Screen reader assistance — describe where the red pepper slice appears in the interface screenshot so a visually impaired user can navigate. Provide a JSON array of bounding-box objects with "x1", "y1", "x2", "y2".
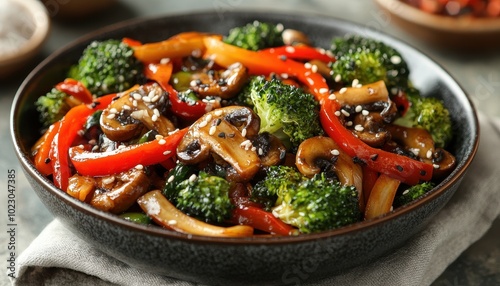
[
  {"x1": 258, "y1": 45, "x2": 334, "y2": 63},
  {"x1": 33, "y1": 121, "x2": 61, "y2": 176},
  {"x1": 320, "y1": 98, "x2": 433, "y2": 185},
  {"x1": 50, "y1": 93, "x2": 117, "y2": 190},
  {"x1": 122, "y1": 37, "x2": 142, "y2": 47},
  {"x1": 144, "y1": 61, "x2": 208, "y2": 121},
  {"x1": 55, "y1": 78, "x2": 93, "y2": 104},
  {"x1": 69, "y1": 128, "x2": 187, "y2": 177},
  {"x1": 230, "y1": 205, "x2": 298, "y2": 236}
]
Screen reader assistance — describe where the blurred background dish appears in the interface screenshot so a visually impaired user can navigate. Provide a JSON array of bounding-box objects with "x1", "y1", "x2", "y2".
[
  {"x1": 0, "y1": 0, "x2": 50, "y2": 79},
  {"x1": 375, "y1": 0, "x2": 500, "y2": 51},
  {"x1": 41, "y1": 0, "x2": 117, "y2": 20}
]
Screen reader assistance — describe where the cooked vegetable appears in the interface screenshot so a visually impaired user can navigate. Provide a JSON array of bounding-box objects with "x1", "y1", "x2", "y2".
[
  {"x1": 68, "y1": 39, "x2": 144, "y2": 96},
  {"x1": 395, "y1": 181, "x2": 435, "y2": 207},
  {"x1": 394, "y1": 88, "x2": 453, "y2": 148},
  {"x1": 35, "y1": 88, "x2": 73, "y2": 128},
  {"x1": 330, "y1": 35, "x2": 409, "y2": 89},
  {"x1": 224, "y1": 21, "x2": 284, "y2": 51},
  {"x1": 246, "y1": 76, "x2": 323, "y2": 149}
]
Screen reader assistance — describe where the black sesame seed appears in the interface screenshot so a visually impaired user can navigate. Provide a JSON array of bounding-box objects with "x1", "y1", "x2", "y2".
[
  {"x1": 280, "y1": 55, "x2": 287, "y2": 61},
  {"x1": 352, "y1": 157, "x2": 365, "y2": 165},
  {"x1": 112, "y1": 96, "x2": 120, "y2": 101},
  {"x1": 420, "y1": 170, "x2": 427, "y2": 176},
  {"x1": 44, "y1": 158, "x2": 51, "y2": 164},
  {"x1": 370, "y1": 154, "x2": 378, "y2": 161},
  {"x1": 218, "y1": 132, "x2": 226, "y2": 138},
  {"x1": 215, "y1": 118, "x2": 222, "y2": 126},
  {"x1": 396, "y1": 165, "x2": 404, "y2": 172}
]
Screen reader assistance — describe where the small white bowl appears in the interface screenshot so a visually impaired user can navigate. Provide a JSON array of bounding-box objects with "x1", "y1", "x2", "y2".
[{"x1": 0, "y1": 0, "x2": 50, "y2": 79}]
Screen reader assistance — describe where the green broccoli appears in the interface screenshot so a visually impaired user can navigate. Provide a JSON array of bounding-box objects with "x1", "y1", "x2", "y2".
[
  {"x1": 35, "y1": 88, "x2": 72, "y2": 128},
  {"x1": 246, "y1": 76, "x2": 323, "y2": 149},
  {"x1": 395, "y1": 181, "x2": 435, "y2": 207},
  {"x1": 224, "y1": 21, "x2": 284, "y2": 51},
  {"x1": 394, "y1": 88, "x2": 453, "y2": 148},
  {"x1": 68, "y1": 39, "x2": 144, "y2": 96},
  {"x1": 330, "y1": 35, "x2": 409, "y2": 89},
  {"x1": 164, "y1": 166, "x2": 234, "y2": 224},
  {"x1": 253, "y1": 165, "x2": 361, "y2": 233},
  {"x1": 251, "y1": 165, "x2": 306, "y2": 211},
  {"x1": 163, "y1": 163, "x2": 196, "y2": 201}
]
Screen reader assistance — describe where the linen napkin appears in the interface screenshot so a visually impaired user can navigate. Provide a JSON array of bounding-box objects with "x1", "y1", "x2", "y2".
[{"x1": 11, "y1": 113, "x2": 500, "y2": 286}]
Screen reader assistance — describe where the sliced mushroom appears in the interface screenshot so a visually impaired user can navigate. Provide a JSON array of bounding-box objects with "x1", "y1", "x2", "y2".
[
  {"x1": 333, "y1": 80, "x2": 389, "y2": 106},
  {"x1": 351, "y1": 112, "x2": 391, "y2": 147},
  {"x1": 251, "y1": 132, "x2": 287, "y2": 167},
  {"x1": 100, "y1": 84, "x2": 175, "y2": 142},
  {"x1": 176, "y1": 106, "x2": 261, "y2": 181},
  {"x1": 189, "y1": 62, "x2": 249, "y2": 99},
  {"x1": 296, "y1": 136, "x2": 363, "y2": 193},
  {"x1": 282, "y1": 29, "x2": 311, "y2": 46},
  {"x1": 90, "y1": 168, "x2": 150, "y2": 214},
  {"x1": 386, "y1": 124, "x2": 456, "y2": 179},
  {"x1": 296, "y1": 136, "x2": 364, "y2": 211}
]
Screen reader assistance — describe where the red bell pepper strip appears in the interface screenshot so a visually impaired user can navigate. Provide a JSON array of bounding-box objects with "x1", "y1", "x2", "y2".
[
  {"x1": 122, "y1": 37, "x2": 142, "y2": 47},
  {"x1": 33, "y1": 121, "x2": 61, "y2": 176},
  {"x1": 144, "y1": 61, "x2": 209, "y2": 121},
  {"x1": 69, "y1": 128, "x2": 187, "y2": 177},
  {"x1": 56, "y1": 78, "x2": 93, "y2": 104},
  {"x1": 50, "y1": 93, "x2": 117, "y2": 191},
  {"x1": 258, "y1": 45, "x2": 334, "y2": 63},
  {"x1": 230, "y1": 205, "x2": 298, "y2": 236},
  {"x1": 320, "y1": 98, "x2": 433, "y2": 185}
]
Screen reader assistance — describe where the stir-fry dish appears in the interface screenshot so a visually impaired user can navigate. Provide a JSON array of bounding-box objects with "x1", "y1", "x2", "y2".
[{"x1": 31, "y1": 21, "x2": 457, "y2": 237}]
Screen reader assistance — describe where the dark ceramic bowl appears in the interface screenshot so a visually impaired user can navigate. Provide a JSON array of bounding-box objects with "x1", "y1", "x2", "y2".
[{"x1": 10, "y1": 10, "x2": 478, "y2": 285}]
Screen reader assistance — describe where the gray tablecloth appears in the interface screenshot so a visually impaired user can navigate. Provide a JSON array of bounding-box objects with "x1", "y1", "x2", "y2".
[{"x1": 10, "y1": 113, "x2": 500, "y2": 286}]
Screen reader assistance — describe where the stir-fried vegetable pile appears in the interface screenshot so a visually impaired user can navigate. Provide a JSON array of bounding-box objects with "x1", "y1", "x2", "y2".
[{"x1": 31, "y1": 21, "x2": 457, "y2": 237}]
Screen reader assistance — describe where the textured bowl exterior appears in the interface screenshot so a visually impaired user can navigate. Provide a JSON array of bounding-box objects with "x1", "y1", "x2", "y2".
[{"x1": 11, "y1": 11, "x2": 479, "y2": 285}]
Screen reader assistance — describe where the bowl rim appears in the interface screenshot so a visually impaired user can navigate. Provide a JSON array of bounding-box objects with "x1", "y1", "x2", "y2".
[
  {"x1": 11, "y1": 9, "x2": 480, "y2": 245},
  {"x1": 0, "y1": 0, "x2": 50, "y2": 64},
  {"x1": 375, "y1": 0, "x2": 500, "y2": 33}
]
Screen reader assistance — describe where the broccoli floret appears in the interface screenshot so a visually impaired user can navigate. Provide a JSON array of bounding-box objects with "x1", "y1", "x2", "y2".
[
  {"x1": 224, "y1": 21, "x2": 284, "y2": 51},
  {"x1": 394, "y1": 89, "x2": 453, "y2": 148},
  {"x1": 35, "y1": 88, "x2": 72, "y2": 128},
  {"x1": 395, "y1": 181, "x2": 435, "y2": 207},
  {"x1": 163, "y1": 163, "x2": 196, "y2": 201},
  {"x1": 68, "y1": 40, "x2": 143, "y2": 96},
  {"x1": 252, "y1": 166, "x2": 361, "y2": 233},
  {"x1": 330, "y1": 35, "x2": 409, "y2": 89},
  {"x1": 247, "y1": 76, "x2": 323, "y2": 149},
  {"x1": 166, "y1": 169, "x2": 234, "y2": 224},
  {"x1": 251, "y1": 166, "x2": 306, "y2": 211}
]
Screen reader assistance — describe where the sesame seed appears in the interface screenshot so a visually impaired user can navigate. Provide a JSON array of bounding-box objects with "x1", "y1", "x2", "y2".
[
  {"x1": 339, "y1": 87, "x2": 347, "y2": 94},
  {"x1": 122, "y1": 105, "x2": 131, "y2": 110},
  {"x1": 44, "y1": 158, "x2": 51, "y2": 164},
  {"x1": 168, "y1": 129, "x2": 179, "y2": 136},
  {"x1": 370, "y1": 154, "x2": 378, "y2": 161},
  {"x1": 151, "y1": 114, "x2": 158, "y2": 122},
  {"x1": 106, "y1": 113, "x2": 116, "y2": 119},
  {"x1": 396, "y1": 165, "x2": 404, "y2": 172},
  {"x1": 209, "y1": 126, "x2": 216, "y2": 135},
  {"x1": 167, "y1": 219, "x2": 177, "y2": 225},
  {"x1": 118, "y1": 145, "x2": 126, "y2": 149},
  {"x1": 135, "y1": 164, "x2": 144, "y2": 170},
  {"x1": 354, "y1": 124, "x2": 364, "y2": 132},
  {"x1": 355, "y1": 105, "x2": 363, "y2": 113},
  {"x1": 77, "y1": 130, "x2": 85, "y2": 137},
  {"x1": 285, "y1": 46, "x2": 295, "y2": 53},
  {"x1": 160, "y1": 58, "x2": 171, "y2": 64},
  {"x1": 199, "y1": 120, "x2": 208, "y2": 128},
  {"x1": 142, "y1": 96, "x2": 151, "y2": 103},
  {"x1": 346, "y1": 121, "x2": 353, "y2": 126},
  {"x1": 189, "y1": 174, "x2": 197, "y2": 182},
  {"x1": 158, "y1": 139, "x2": 166, "y2": 145},
  {"x1": 311, "y1": 65, "x2": 318, "y2": 73},
  {"x1": 318, "y1": 48, "x2": 326, "y2": 55},
  {"x1": 319, "y1": 88, "x2": 329, "y2": 94},
  {"x1": 258, "y1": 148, "x2": 263, "y2": 156},
  {"x1": 368, "y1": 87, "x2": 375, "y2": 95},
  {"x1": 341, "y1": 109, "x2": 350, "y2": 117},
  {"x1": 132, "y1": 93, "x2": 142, "y2": 100},
  {"x1": 304, "y1": 62, "x2": 312, "y2": 69},
  {"x1": 334, "y1": 74, "x2": 342, "y2": 82},
  {"x1": 251, "y1": 146, "x2": 257, "y2": 152},
  {"x1": 241, "y1": 128, "x2": 247, "y2": 137},
  {"x1": 167, "y1": 175, "x2": 175, "y2": 183},
  {"x1": 280, "y1": 73, "x2": 289, "y2": 79},
  {"x1": 163, "y1": 150, "x2": 171, "y2": 156},
  {"x1": 214, "y1": 118, "x2": 222, "y2": 126},
  {"x1": 151, "y1": 95, "x2": 160, "y2": 102},
  {"x1": 362, "y1": 110, "x2": 369, "y2": 116},
  {"x1": 305, "y1": 71, "x2": 311, "y2": 76},
  {"x1": 334, "y1": 111, "x2": 341, "y2": 117},
  {"x1": 218, "y1": 132, "x2": 226, "y2": 138},
  {"x1": 109, "y1": 108, "x2": 118, "y2": 114},
  {"x1": 390, "y1": 55, "x2": 402, "y2": 64},
  {"x1": 326, "y1": 50, "x2": 334, "y2": 58},
  {"x1": 330, "y1": 149, "x2": 340, "y2": 156},
  {"x1": 355, "y1": 84, "x2": 363, "y2": 88},
  {"x1": 426, "y1": 150, "x2": 433, "y2": 159},
  {"x1": 148, "y1": 90, "x2": 156, "y2": 99},
  {"x1": 92, "y1": 145, "x2": 99, "y2": 152},
  {"x1": 190, "y1": 80, "x2": 198, "y2": 87},
  {"x1": 102, "y1": 176, "x2": 115, "y2": 185},
  {"x1": 352, "y1": 79, "x2": 359, "y2": 87},
  {"x1": 409, "y1": 148, "x2": 420, "y2": 156},
  {"x1": 205, "y1": 114, "x2": 213, "y2": 122},
  {"x1": 132, "y1": 100, "x2": 138, "y2": 107},
  {"x1": 155, "y1": 134, "x2": 164, "y2": 140},
  {"x1": 402, "y1": 189, "x2": 410, "y2": 195},
  {"x1": 307, "y1": 78, "x2": 314, "y2": 85},
  {"x1": 89, "y1": 139, "x2": 97, "y2": 145},
  {"x1": 153, "y1": 108, "x2": 160, "y2": 117},
  {"x1": 214, "y1": 109, "x2": 223, "y2": 116},
  {"x1": 433, "y1": 164, "x2": 440, "y2": 169},
  {"x1": 328, "y1": 93, "x2": 337, "y2": 100}
]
